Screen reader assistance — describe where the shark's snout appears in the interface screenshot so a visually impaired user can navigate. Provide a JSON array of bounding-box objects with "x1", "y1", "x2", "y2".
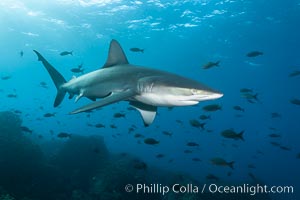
[{"x1": 210, "y1": 92, "x2": 223, "y2": 100}]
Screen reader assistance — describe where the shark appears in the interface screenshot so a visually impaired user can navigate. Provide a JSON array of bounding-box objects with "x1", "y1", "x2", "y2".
[{"x1": 33, "y1": 39, "x2": 223, "y2": 126}]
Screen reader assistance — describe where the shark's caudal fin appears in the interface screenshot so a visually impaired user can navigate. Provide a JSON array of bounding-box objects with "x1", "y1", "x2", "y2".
[
  {"x1": 33, "y1": 50, "x2": 67, "y2": 107},
  {"x1": 102, "y1": 39, "x2": 129, "y2": 68}
]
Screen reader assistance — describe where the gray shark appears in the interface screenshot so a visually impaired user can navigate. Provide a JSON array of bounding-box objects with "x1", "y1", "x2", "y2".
[{"x1": 33, "y1": 39, "x2": 223, "y2": 126}]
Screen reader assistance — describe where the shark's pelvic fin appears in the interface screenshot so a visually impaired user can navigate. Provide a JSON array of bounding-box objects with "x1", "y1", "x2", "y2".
[
  {"x1": 75, "y1": 91, "x2": 84, "y2": 103},
  {"x1": 33, "y1": 50, "x2": 67, "y2": 107},
  {"x1": 130, "y1": 101, "x2": 157, "y2": 126},
  {"x1": 102, "y1": 39, "x2": 129, "y2": 68},
  {"x1": 70, "y1": 90, "x2": 135, "y2": 114}
]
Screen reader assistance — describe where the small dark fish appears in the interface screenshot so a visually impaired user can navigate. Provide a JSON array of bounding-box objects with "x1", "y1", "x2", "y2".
[
  {"x1": 211, "y1": 157, "x2": 234, "y2": 169},
  {"x1": 268, "y1": 133, "x2": 281, "y2": 138},
  {"x1": 110, "y1": 124, "x2": 117, "y2": 129},
  {"x1": 176, "y1": 120, "x2": 183, "y2": 124},
  {"x1": 130, "y1": 47, "x2": 144, "y2": 53},
  {"x1": 246, "y1": 51, "x2": 263, "y2": 57},
  {"x1": 133, "y1": 161, "x2": 147, "y2": 170},
  {"x1": 240, "y1": 88, "x2": 253, "y2": 93},
  {"x1": 202, "y1": 104, "x2": 222, "y2": 112},
  {"x1": 128, "y1": 127, "x2": 135, "y2": 133},
  {"x1": 21, "y1": 126, "x2": 33, "y2": 133},
  {"x1": 192, "y1": 158, "x2": 201, "y2": 162},
  {"x1": 186, "y1": 142, "x2": 199, "y2": 147},
  {"x1": 20, "y1": 50, "x2": 24, "y2": 57},
  {"x1": 199, "y1": 115, "x2": 211, "y2": 120},
  {"x1": 221, "y1": 129, "x2": 244, "y2": 141},
  {"x1": 202, "y1": 61, "x2": 220, "y2": 69},
  {"x1": 248, "y1": 172, "x2": 257, "y2": 181},
  {"x1": 57, "y1": 132, "x2": 72, "y2": 138},
  {"x1": 7, "y1": 94, "x2": 17, "y2": 98},
  {"x1": 290, "y1": 98, "x2": 300, "y2": 106},
  {"x1": 248, "y1": 164, "x2": 256, "y2": 169},
  {"x1": 93, "y1": 148, "x2": 100, "y2": 154},
  {"x1": 119, "y1": 152, "x2": 128, "y2": 157},
  {"x1": 113, "y1": 112, "x2": 126, "y2": 118},
  {"x1": 14, "y1": 110, "x2": 22, "y2": 114},
  {"x1": 242, "y1": 93, "x2": 260, "y2": 103},
  {"x1": 39, "y1": 81, "x2": 48, "y2": 88},
  {"x1": 235, "y1": 114, "x2": 243, "y2": 118},
  {"x1": 279, "y1": 146, "x2": 291, "y2": 151},
  {"x1": 189, "y1": 119, "x2": 206, "y2": 129},
  {"x1": 233, "y1": 106, "x2": 245, "y2": 112},
  {"x1": 297, "y1": 153, "x2": 300, "y2": 159},
  {"x1": 60, "y1": 51, "x2": 73, "y2": 56},
  {"x1": 95, "y1": 123, "x2": 105, "y2": 128},
  {"x1": 86, "y1": 122, "x2": 93, "y2": 127},
  {"x1": 134, "y1": 133, "x2": 144, "y2": 138},
  {"x1": 162, "y1": 131, "x2": 172, "y2": 137},
  {"x1": 71, "y1": 67, "x2": 84, "y2": 74},
  {"x1": 1, "y1": 76, "x2": 12, "y2": 80},
  {"x1": 206, "y1": 174, "x2": 219, "y2": 181},
  {"x1": 78, "y1": 63, "x2": 83, "y2": 68},
  {"x1": 156, "y1": 154, "x2": 165, "y2": 158},
  {"x1": 271, "y1": 112, "x2": 281, "y2": 118},
  {"x1": 184, "y1": 150, "x2": 193, "y2": 154},
  {"x1": 43, "y1": 113, "x2": 56, "y2": 117},
  {"x1": 270, "y1": 141, "x2": 280, "y2": 146},
  {"x1": 289, "y1": 70, "x2": 300, "y2": 77},
  {"x1": 144, "y1": 138, "x2": 160, "y2": 145}
]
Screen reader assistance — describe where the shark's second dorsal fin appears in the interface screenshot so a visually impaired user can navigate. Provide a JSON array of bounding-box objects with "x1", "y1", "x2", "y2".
[{"x1": 102, "y1": 39, "x2": 129, "y2": 68}]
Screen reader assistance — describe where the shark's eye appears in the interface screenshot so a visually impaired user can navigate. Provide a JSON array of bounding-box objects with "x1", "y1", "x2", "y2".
[{"x1": 191, "y1": 89, "x2": 198, "y2": 94}]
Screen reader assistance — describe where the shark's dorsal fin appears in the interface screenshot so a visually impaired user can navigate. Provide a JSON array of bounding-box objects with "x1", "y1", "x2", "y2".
[{"x1": 102, "y1": 39, "x2": 129, "y2": 68}]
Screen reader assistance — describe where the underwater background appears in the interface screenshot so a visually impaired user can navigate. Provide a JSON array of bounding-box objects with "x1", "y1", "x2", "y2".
[{"x1": 0, "y1": 0, "x2": 299, "y2": 199}]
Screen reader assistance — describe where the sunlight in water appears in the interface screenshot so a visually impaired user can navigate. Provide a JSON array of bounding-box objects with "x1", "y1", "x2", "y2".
[{"x1": 59, "y1": 0, "x2": 122, "y2": 7}]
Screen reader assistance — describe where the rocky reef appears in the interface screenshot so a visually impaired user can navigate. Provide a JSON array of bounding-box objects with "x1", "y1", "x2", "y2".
[{"x1": 0, "y1": 111, "x2": 272, "y2": 200}]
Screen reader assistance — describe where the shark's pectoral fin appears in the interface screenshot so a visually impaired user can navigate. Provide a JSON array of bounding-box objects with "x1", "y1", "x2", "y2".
[
  {"x1": 130, "y1": 101, "x2": 157, "y2": 126},
  {"x1": 70, "y1": 90, "x2": 135, "y2": 114}
]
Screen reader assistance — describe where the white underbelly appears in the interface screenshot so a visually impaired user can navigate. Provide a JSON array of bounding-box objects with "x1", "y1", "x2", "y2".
[{"x1": 134, "y1": 93, "x2": 199, "y2": 107}]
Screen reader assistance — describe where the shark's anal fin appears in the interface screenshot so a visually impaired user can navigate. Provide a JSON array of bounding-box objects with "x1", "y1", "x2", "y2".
[
  {"x1": 130, "y1": 101, "x2": 157, "y2": 126},
  {"x1": 70, "y1": 90, "x2": 135, "y2": 114}
]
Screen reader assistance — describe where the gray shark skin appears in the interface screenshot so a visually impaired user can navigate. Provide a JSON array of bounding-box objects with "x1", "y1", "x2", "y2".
[{"x1": 33, "y1": 39, "x2": 223, "y2": 126}]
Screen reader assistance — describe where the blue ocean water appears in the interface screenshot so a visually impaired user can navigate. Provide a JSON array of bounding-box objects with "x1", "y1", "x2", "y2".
[{"x1": 0, "y1": 0, "x2": 299, "y2": 200}]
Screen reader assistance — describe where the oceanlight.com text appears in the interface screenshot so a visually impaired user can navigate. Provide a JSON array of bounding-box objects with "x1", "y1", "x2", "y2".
[
  {"x1": 124, "y1": 183, "x2": 294, "y2": 196},
  {"x1": 208, "y1": 183, "x2": 293, "y2": 196}
]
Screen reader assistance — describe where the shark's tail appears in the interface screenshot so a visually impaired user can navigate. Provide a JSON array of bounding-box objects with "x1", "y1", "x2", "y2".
[{"x1": 33, "y1": 50, "x2": 67, "y2": 107}]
